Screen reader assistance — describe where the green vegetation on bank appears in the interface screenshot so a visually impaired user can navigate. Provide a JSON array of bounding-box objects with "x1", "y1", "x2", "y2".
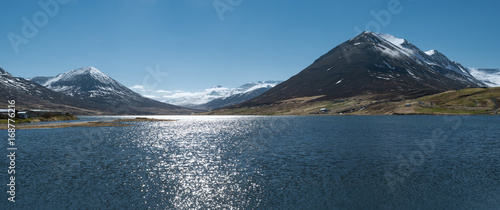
[
  {"x1": 419, "y1": 88, "x2": 499, "y2": 106},
  {"x1": 413, "y1": 87, "x2": 500, "y2": 115},
  {"x1": 415, "y1": 108, "x2": 488, "y2": 115}
]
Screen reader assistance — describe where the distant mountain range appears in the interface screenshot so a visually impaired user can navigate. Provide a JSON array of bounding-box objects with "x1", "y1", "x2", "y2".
[
  {"x1": 0, "y1": 67, "x2": 194, "y2": 115},
  {"x1": 2, "y1": 32, "x2": 499, "y2": 116},
  {"x1": 2, "y1": 65, "x2": 278, "y2": 114},
  {"x1": 196, "y1": 83, "x2": 279, "y2": 110},
  {"x1": 218, "y1": 32, "x2": 489, "y2": 112},
  {"x1": 131, "y1": 81, "x2": 281, "y2": 110},
  {"x1": 467, "y1": 68, "x2": 500, "y2": 87}
]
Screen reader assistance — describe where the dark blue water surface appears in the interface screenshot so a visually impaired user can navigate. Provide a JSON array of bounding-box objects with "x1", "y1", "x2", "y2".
[{"x1": 1, "y1": 115, "x2": 499, "y2": 209}]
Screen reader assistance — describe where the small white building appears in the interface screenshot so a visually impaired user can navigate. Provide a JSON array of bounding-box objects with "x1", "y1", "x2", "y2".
[{"x1": 17, "y1": 111, "x2": 28, "y2": 119}]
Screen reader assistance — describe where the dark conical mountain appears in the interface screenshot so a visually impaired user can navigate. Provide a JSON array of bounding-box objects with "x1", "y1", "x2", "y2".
[{"x1": 237, "y1": 32, "x2": 485, "y2": 106}]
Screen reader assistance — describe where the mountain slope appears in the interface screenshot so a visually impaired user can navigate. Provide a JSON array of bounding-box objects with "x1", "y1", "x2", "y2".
[
  {"x1": 0, "y1": 68, "x2": 102, "y2": 114},
  {"x1": 234, "y1": 32, "x2": 485, "y2": 107},
  {"x1": 32, "y1": 67, "x2": 195, "y2": 114},
  {"x1": 467, "y1": 68, "x2": 500, "y2": 87}
]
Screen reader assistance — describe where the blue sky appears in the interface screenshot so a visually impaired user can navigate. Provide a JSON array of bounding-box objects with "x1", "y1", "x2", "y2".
[{"x1": 1, "y1": 0, "x2": 499, "y2": 92}]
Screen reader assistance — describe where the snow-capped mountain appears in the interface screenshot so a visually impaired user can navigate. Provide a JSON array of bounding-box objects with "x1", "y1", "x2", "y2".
[
  {"x1": 236, "y1": 32, "x2": 486, "y2": 106},
  {"x1": 467, "y1": 68, "x2": 500, "y2": 87},
  {"x1": 131, "y1": 81, "x2": 281, "y2": 110},
  {"x1": 32, "y1": 67, "x2": 195, "y2": 114},
  {"x1": 34, "y1": 67, "x2": 135, "y2": 99}
]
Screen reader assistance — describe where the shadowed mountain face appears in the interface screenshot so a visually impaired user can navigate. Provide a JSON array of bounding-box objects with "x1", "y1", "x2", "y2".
[
  {"x1": 237, "y1": 32, "x2": 485, "y2": 106},
  {"x1": 0, "y1": 68, "x2": 104, "y2": 114}
]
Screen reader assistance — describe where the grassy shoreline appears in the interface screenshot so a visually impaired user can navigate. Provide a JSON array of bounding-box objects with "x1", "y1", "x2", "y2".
[{"x1": 0, "y1": 117, "x2": 176, "y2": 130}]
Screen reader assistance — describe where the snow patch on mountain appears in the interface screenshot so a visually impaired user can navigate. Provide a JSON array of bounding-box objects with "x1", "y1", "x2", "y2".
[
  {"x1": 425, "y1": 50, "x2": 436, "y2": 56},
  {"x1": 369, "y1": 32, "x2": 416, "y2": 59},
  {"x1": 376, "y1": 33, "x2": 406, "y2": 46}
]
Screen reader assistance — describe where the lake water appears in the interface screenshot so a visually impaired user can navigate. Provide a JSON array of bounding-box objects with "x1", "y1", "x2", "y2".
[{"x1": 2, "y1": 115, "x2": 500, "y2": 209}]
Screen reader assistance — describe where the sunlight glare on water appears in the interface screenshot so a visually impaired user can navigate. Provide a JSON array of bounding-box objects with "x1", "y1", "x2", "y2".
[{"x1": 117, "y1": 116, "x2": 288, "y2": 209}]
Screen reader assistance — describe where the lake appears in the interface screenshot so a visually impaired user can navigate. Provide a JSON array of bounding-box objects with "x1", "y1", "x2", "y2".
[{"x1": 1, "y1": 115, "x2": 499, "y2": 209}]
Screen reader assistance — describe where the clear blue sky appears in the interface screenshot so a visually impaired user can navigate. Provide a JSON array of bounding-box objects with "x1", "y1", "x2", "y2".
[{"x1": 1, "y1": 0, "x2": 499, "y2": 92}]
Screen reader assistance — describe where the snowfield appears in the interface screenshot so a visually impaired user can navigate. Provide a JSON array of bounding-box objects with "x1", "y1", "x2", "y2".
[{"x1": 467, "y1": 68, "x2": 500, "y2": 87}]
